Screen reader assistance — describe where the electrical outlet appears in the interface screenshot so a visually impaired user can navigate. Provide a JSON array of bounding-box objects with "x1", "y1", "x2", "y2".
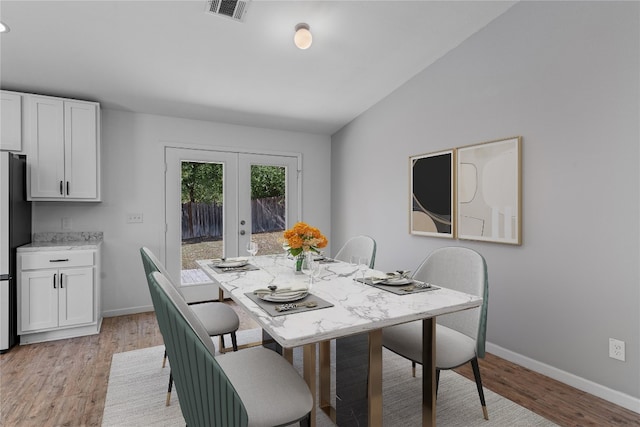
[
  {"x1": 61, "y1": 217, "x2": 72, "y2": 230},
  {"x1": 609, "y1": 338, "x2": 625, "y2": 361},
  {"x1": 126, "y1": 213, "x2": 143, "y2": 223}
]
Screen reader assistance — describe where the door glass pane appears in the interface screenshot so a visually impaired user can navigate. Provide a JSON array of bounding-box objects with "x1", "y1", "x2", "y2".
[
  {"x1": 248, "y1": 164, "x2": 286, "y2": 256},
  {"x1": 180, "y1": 160, "x2": 223, "y2": 286}
]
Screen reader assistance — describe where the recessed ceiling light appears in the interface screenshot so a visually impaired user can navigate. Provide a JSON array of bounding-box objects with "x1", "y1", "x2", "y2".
[
  {"x1": 0, "y1": 21, "x2": 9, "y2": 33},
  {"x1": 294, "y1": 23, "x2": 312, "y2": 50}
]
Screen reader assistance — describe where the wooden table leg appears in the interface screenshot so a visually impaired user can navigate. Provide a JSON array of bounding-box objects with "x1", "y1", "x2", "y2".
[
  {"x1": 319, "y1": 340, "x2": 336, "y2": 422},
  {"x1": 283, "y1": 347, "x2": 294, "y2": 364},
  {"x1": 303, "y1": 343, "x2": 317, "y2": 427},
  {"x1": 368, "y1": 329, "x2": 383, "y2": 427},
  {"x1": 423, "y1": 318, "x2": 436, "y2": 427}
]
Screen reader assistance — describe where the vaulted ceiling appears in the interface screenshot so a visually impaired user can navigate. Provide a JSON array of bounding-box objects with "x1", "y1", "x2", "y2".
[{"x1": 0, "y1": 1, "x2": 515, "y2": 135}]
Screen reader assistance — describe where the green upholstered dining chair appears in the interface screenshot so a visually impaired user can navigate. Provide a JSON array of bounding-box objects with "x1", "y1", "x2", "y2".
[
  {"x1": 140, "y1": 247, "x2": 239, "y2": 405},
  {"x1": 146, "y1": 270, "x2": 314, "y2": 427},
  {"x1": 333, "y1": 235, "x2": 377, "y2": 268},
  {"x1": 382, "y1": 246, "x2": 490, "y2": 420}
]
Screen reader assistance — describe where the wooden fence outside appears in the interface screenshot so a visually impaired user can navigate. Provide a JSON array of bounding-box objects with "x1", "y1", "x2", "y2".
[{"x1": 182, "y1": 196, "x2": 286, "y2": 240}]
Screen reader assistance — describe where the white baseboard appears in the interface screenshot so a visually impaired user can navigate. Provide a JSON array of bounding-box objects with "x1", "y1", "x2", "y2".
[
  {"x1": 103, "y1": 305, "x2": 154, "y2": 318},
  {"x1": 486, "y1": 341, "x2": 640, "y2": 414}
]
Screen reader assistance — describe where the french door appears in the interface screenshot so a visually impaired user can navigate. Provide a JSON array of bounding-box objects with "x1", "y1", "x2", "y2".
[{"x1": 164, "y1": 147, "x2": 300, "y2": 301}]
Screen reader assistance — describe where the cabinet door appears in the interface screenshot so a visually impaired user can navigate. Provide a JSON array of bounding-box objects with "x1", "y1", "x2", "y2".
[
  {"x1": 58, "y1": 267, "x2": 93, "y2": 327},
  {"x1": 28, "y1": 96, "x2": 65, "y2": 198},
  {"x1": 0, "y1": 91, "x2": 22, "y2": 151},
  {"x1": 20, "y1": 270, "x2": 58, "y2": 332},
  {"x1": 64, "y1": 102, "x2": 98, "y2": 199}
]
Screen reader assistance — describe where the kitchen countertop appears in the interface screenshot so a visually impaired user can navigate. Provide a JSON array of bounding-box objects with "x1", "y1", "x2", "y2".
[
  {"x1": 17, "y1": 231, "x2": 103, "y2": 252},
  {"x1": 18, "y1": 241, "x2": 102, "y2": 252}
]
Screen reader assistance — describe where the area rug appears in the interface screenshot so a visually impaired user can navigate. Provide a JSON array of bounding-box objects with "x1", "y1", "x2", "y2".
[{"x1": 102, "y1": 329, "x2": 557, "y2": 426}]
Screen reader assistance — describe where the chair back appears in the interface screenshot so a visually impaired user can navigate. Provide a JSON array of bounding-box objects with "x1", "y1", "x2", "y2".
[
  {"x1": 413, "y1": 246, "x2": 488, "y2": 357},
  {"x1": 140, "y1": 246, "x2": 185, "y2": 298},
  {"x1": 334, "y1": 235, "x2": 377, "y2": 268},
  {"x1": 147, "y1": 271, "x2": 249, "y2": 426}
]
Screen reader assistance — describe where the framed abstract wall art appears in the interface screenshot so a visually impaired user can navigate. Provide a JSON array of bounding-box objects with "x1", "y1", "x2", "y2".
[
  {"x1": 409, "y1": 149, "x2": 454, "y2": 238},
  {"x1": 456, "y1": 136, "x2": 522, "y2": 245}
]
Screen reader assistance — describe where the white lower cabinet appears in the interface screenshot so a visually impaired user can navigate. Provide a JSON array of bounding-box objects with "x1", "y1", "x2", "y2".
[{"x1": 18, "y1": 247, "x2": 101, "y2": 343}]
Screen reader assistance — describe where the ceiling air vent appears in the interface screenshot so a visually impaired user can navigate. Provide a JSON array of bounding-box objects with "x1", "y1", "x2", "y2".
[{"x1": 205, "y1": 0, "x2": 250, "y2": 22}]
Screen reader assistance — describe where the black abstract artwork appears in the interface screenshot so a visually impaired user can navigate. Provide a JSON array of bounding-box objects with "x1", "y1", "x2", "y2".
[{"x1": 410, "y1": 150, "x2": 453, "y2": 238}]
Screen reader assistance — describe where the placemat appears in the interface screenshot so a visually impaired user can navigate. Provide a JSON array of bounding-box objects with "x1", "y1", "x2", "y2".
[
  {"x1": 208, "y1": 262, "x2": 260, "y2": 274},
  {"x1": 244, "y1": 291, "x2": 334, "y2": 317},
  {"x1": 355, "y1": 277, "x2": 440, "y2": 295}
]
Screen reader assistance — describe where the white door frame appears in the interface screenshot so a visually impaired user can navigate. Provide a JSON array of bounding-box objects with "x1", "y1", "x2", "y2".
[{"x1": 164, "y1": 144, "x2": 301, "y2": 302}]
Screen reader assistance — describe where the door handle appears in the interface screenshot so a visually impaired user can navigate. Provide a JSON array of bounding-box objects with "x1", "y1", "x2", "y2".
[
  {"x1": 53, "y1": 274, "x2": 57, "y2": 289},
  {"x1": 60, "y1": 273, "x2": 63, "y2": 288},
  {"x1": 240, "y1": 230, "x2": 246, "y2": 235}
]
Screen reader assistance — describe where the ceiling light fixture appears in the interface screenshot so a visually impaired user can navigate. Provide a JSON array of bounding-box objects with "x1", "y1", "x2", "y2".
[
  {"x1": 0, "y1": 21, "x2": 10, "y2": 33},
  {"x1": 294, "y1": 23, "x2": 312, "y2": 50}
]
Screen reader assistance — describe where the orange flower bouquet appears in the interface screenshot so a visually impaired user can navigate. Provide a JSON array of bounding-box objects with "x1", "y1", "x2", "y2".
[{"x1": 283, "y1": 222, "x2": 328, "y2": 271}]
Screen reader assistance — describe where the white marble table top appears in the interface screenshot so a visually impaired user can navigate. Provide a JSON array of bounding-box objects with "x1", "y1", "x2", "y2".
[{"x1": 197, "y1": 255, "x2": 482, "y2": 348}]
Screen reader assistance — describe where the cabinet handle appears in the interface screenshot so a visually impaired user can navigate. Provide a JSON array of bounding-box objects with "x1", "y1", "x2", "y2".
[
  {"x1": 53, "y1": 274, "x2": 57, "y2": 289},
  {"x1": 59, "y1": 180, "x2": 63, "y2": 195},
  {"x1": 66, "y1": 181, "x2": 69, "y2": 196},
  {"x1": 59, "y1": 273, "x2": 63, "y2": 288},
  {"x1": 49, "y1": 259, "x2": 69, "y2": 263}
]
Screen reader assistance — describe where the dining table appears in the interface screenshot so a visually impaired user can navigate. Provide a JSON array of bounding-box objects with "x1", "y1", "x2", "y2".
[{"x1": 197, "y1": 254, "x2": 482, "y2": 427}]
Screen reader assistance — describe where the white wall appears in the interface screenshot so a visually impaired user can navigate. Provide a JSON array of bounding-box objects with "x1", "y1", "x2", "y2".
[
  {"x1": 332, "y1": 1, "x2": 639, "y2": 409},
  {"x1": 32, "y1": 109, "x2": 331, "y2": 316}
]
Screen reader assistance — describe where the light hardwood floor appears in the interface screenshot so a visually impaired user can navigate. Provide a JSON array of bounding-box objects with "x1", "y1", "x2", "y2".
[{"x1": 1, "y1": 307, "x2": 638, "y2": 427}]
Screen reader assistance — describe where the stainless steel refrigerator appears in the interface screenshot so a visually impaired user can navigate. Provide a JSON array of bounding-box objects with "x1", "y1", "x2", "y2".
[{"x1": 0, "y1": 152, "x2": 32, "y2": 353}]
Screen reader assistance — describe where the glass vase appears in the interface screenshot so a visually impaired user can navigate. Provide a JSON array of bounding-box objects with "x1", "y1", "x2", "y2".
[{"x1": 295, "y1": 253, "x2": 305, "y2": 272}]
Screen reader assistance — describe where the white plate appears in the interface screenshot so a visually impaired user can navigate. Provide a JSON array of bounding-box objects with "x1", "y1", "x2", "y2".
[
  {"x1": 382, "y1": 277, "x2": 412, "y2": 286},
  {"x1": 218, "y1": 259, "x2": 248, "y2": 268},
  {"x1": 259, "y1": 291, "x2": 308, "y2": 302}
]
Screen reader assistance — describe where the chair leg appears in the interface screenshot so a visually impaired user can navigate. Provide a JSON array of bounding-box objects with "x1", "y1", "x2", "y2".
[
  {"x1": 220, "y1": 334, "x2": 226, "y2": 349},
  {"x1": 299, "y1": 412, "x2": 311, "y2": 427},
  {"x1": 162, "y1": 348, "x2": 167, "y2": 368},
  {"x1": 231, "y1": 331, "x2": 238, "y2": 351},
  {"x1": 412, "y1": 360, "x2": 416, "y2": 377},
  {"x1": 166, "y1": 371, "x2": 173, "y2": 406},
  {"x1": 470, "y1": 357, "x2": 488, "y2": 420}
]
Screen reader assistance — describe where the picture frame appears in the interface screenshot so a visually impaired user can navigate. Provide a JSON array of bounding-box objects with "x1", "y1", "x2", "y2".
[
  {"x1": 409, "y1": 149, "x2": 454, "y2": 238},
  {"x1": 456, "y1": 136, "x2": 522, "y2": 245}
]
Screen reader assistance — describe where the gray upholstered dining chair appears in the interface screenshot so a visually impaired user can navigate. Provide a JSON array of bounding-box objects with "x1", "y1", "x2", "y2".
[
  {"x1": 381, "y1": 246, "x2": 490, "y2": 420},
  {"x1": 146, "y1": 270, "x2": 314, "y2": 427},
  {"x1": 333, "y1": 235, "x2": 377, "y2": 268},
  {"x1": 140, "y1": 247, "x2": 240, "y2": 405}
]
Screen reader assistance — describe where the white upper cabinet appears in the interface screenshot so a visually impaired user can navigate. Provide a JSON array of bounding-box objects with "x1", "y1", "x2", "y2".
[
  {"x1": 64, "y1": 101, "x2": 99, "y2": 199},
  {"x1": 26, "y1": 94, "x2": 101, "y2": 201},
  {"x1": 0, "y1": 91, "x2": 23, "y2": 152}
]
